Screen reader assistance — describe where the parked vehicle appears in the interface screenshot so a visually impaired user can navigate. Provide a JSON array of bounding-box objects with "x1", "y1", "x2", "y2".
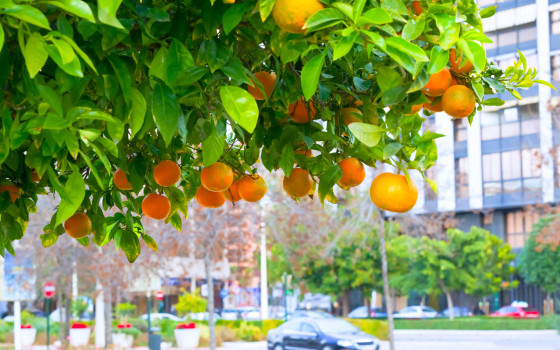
[
  {"x1": 289, "y1": 310, "x2": 334, "y2": 320},
  {"x1": 141, "y1": 313, "x2": 184, "y2": 322},
  {"x1": 490, "y1": 305, "x2": 540, "y2": 319},
  {"x1": 439, "y1": 306, "x2": 473, "y2": 318},
  {"x1": 348, "y1": 306, "x2": 388, "y2": 319},
  {"x1": 220, "y1": 307, "x2": 261, "y2": 321},
  {"x1": 187, "y1": 312, "x2": 221, "y2": 322},
  {"x1": 393, "y1": 306, "x2": 438, "y2": 319},
  {"x1": 267, "y1": 317, "x2": 380, "y2": 350}
]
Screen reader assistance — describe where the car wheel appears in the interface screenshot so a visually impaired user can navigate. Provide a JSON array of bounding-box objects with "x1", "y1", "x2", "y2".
[
  {"x1": 273, "y1": 344, "x2": 284, "y2": 350},
  {"x1": 322, "y1": 346, "x2": 334, "y2": 350}
]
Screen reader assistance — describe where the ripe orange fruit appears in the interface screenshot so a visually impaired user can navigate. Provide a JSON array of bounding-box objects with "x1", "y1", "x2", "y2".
[
  {"x1": 153, "y1": 160, "x2": 181, "y2": 187},
  {"x1": 0, "y1": 184, "x2": 20, "y2": 202},
  {"x1": 247, "y1": 72, "x2": 276, "y2": 100},
  {"x1": 342, "y1": 107, "x2": 363, "y2": 126},
  {"x1": 422, "y1": 68, "x2": 452, "y2": 97},
  {"x1": 423, "y1": 96, "x2": 444, "y2": 112},
  {"x1": 196, "y1": 186, "x2": 226, "y2": 208},
  {"x1": 200, "y1": 162, "x2": 234, "y2": 192},
  {"x1": 349, "y1": 96, "x2": 363, "y2": 107},
  {"x1": 449, "y1": 49, "x2": 474, "y2": 74},
  {"x1": 289, "y1": 99, "x2": 316, "y2": 124},
  {"x1": 113, "y1": 169, "x2": 132, "y2": 191},
  {"x1": 272, "y1": 0, "x2": 324, "y2": 34},
  {"x1": 283, "y1": 168, "x2": 313, "y2": 198},
  {"x1": 142, "y1": 193, "x2": 171, "y2": 220},
  {"x1": 238, "y1": 175, "x2": 267, "y2": 202},
  {"x1": 338, "y1": 158, "x2": 366, "y2": 190},
  {"x1": 442, "y1": 85, "x2": 476, "y2": 118},
  {"x1": 64, "y1": 212, "x2": 92, "y2": 239},
  {"x1": 404, "y1": 104, "x2": 423, "y2": 115},
  {"x1": 31, "y1": 171, "x2": 41, "y2": 183},
  {"x1": 221, "y1": 180, "x2": 242, "y2": 202},
  {"x1": 370, "y1": 173, "x2": 418, "y2": 213},
  {"x1": 295, "y1": 149, "x2": 313, "y2": 157},
  {"x1": 411, "y1": 0, "x2": 423, "y2": 14}
]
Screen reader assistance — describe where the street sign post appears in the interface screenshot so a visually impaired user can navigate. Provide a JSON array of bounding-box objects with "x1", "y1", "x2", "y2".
[
  {"x1": 155, "y1": 291, "x2": 164, "y2": 300},
  {"x1": 43, "y1": 282, "x2": 55, "y2": 350},
  {"x1": 219, "y1": 289, "x2": 229, "y2": 299}
]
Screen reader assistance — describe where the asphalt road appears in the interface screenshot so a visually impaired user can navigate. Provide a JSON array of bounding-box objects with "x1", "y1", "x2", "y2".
[{"x1": 209, "y1": 330, "x2": 560, "y2": 350}]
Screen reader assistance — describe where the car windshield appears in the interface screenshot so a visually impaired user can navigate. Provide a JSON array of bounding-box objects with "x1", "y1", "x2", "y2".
[{"x1": 314, "y1": 319, "x2": 359, "y2": 334}]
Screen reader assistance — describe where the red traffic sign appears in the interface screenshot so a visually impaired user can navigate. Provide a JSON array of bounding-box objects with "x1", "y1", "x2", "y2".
[
  {"x1": 43, "y1": 281, "x2": 56, "y2": 298},
  {"x1": 155, "y1": 291, "x2": 164, "y2": 300}
]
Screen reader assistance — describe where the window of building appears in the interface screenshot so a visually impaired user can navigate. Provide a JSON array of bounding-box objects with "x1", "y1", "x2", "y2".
[
  {"x1": 482, "y1": 148, "x2": 541, "y2": 197},
  {"x1": 425, "y1": 166, "x2": 437, "y2": 201},
  {"x1": 506, "y1": 210, "x2": 539, "y2": 248},
  {"x1": 553, "y1": 55, "x2": 560, "y2": 82},
  {"x1": 481, "y1": 104, "x2": 539, "y2": 140},
  {"x1": 454, "y1": 119, "x2": 468, "y2": 142},
  {"x1": 455, "y1": 157, "x2": 469, "y2": 199},
  {"x1": 485, "y1": 24, "x2": 537, "y2": 56},
  {"x1": 552, "y1": 10, "x2": 560, "y2": 35}
]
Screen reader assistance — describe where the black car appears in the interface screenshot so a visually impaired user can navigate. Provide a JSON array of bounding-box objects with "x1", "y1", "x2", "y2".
[{"x1": 267, "y1": 317, "x2": 380, "y2": 350}]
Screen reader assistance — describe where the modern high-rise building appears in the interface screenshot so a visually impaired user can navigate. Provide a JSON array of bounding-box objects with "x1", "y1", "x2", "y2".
[{"x1": 409, "y1": 0, "x2": 560, "y2": 312}]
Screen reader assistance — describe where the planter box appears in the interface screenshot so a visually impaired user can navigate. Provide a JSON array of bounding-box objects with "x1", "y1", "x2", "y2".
[
  {"x1": 112, "y1": 333, "x2": 134, "y2": 349},
  {"x1": 70, "y1": 328, "x2": 91, "y2": 347},
  {"x1": 21, "y1": 328, "x2": 37, "y2": 347},
  {"x1": 174, "y1": 328, "x2": 200, "y2": 349}
]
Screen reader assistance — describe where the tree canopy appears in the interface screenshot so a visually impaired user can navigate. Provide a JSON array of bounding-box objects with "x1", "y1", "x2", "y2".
[{"x1": 0, "y1": 0, "x2": 549, "y2": 261}]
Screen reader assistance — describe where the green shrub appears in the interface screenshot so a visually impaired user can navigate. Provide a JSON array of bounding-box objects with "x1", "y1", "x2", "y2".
[
  {"x1": 345, "y1": 318, "x2": 389, "y2": 341},
  {"x1": 393, "y1": 316, "x2": 560, "y2": 331},
  {"x1": 0, "y1": 321, "x2": 12, "y2": 341},
  {"x1": 116, "y1": 303, "x2": 137, "y2": 318},
  {"x1": 262, "y1": 319, "x2": 284, "y2": 336},
  {"x1": 127, "y1": 317, "x2": 148, "y2": 332},
  {"x1": 234, "y1": 322, "x2": 263, "y2": 341},
  {"x1": 113, "y1": 326, "x2": 142, "y2": 339},
  {"x1": 175, "y1": 289, "x2": 207, "y2": 317}
]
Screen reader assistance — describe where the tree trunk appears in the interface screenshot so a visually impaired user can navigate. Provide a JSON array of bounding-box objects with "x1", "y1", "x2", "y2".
[
  {"x1": 377, "y1": 209, "x2": 394, "y2": 350},
  {"x1": 104, "y1": 288, "x2": 113, "y2": 348},
  {"x1": 482, "y1": 296, "x2": 488, "y2": 316},
  {"x1": 439, "y1": 281, "x2": 454, "y2": 321},
  {"x1": 420, "y1": 295, "x2": 426, "y2": 307},
  {"x1": 546, "y1": 293, "x2": 552, "y2": 316},
  {"x1": 64, "y1": 284, "x2": 72, "y2": 347},
  {"x1": 342, "y1": 290, "x2": 351, "y2": 317},
  {"x1": 204, "y1": 251, "x2": 217, "y2": 350}
]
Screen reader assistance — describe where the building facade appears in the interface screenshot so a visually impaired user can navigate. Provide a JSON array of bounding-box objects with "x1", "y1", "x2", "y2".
[{"x1": 409, "y1": 0, "x2": 560, "y2": 313}]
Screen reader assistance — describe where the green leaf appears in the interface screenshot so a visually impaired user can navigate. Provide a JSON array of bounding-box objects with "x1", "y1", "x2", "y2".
[
  {"x1": 402, "y1": 18, "x2": 425, "y2": 41},
  {"x1": 385, "y1": 37, "x2": 428, "y2": 73},
  {"x1": 120, "y1": 229, "x2": 140, "y2": 263},
  {"x1": 40, "y1": 232, "x2": 58, "y2": 247},
  {"x1": 201, "y1": 127, "x2": 225, "y2": 166},
  {"x1": 318, "y1": 164, "x2": 343, "y2": 205},
  {"x1": 152, "y1": 83, "x2": 181, "y2": 146},
  {"x1": 223, "y1": 3, "x2": 246, "y2": 35},
  {"x1": 279, "y1": 144, "x2": 295, "y2": 177},
  {"x1": 358, "y1": 8, "x2": 393, "y2": 25},
  {"x1": 483, "y1": 98, "x2": 505, "y2": 106},
  {"x1": 480, "y1": 5, "x2": 497, "y2": 19},
  {"x1": 200, "y1": 39, "x2": 231, "y2": 73},
  {"x1": 259, "y1": 0, "x2": 276, "y2": 21},
  {"x1": 0, "y1": 24, "x2": 3, "y2": 52},
  {"x1": 472, "y1": 82, "x2": 484, "y2": 101},
  {"x1": 97, "y1": 0, "x2": 125, "y2": 30},
  {"x1": 149, "y1": 47, "x2": 168, "y2": 84},
  {"x1": 51, "y1": 38, "x2": 75, "y2": 64},
  {"x1": 352, "y1": 0, "x2": 367, "y2": 22},
  {"x1": 383, "y1": 142, "x2": 403, "y2": 159},
  {"x1": 348, "y1": 122, "x2": 384, "y2": 147},
  {"x1": 331, "y1": 2, "x2": 353, "y2": 18},
  {"x1": 47, "y1": 0, "x2": 95, "y2": 22},
  {"x1": 304, "y1": 8, "x2": 346, "y2": 32},
  {"x1": 167, "y1": 39, "x2": 194, "y2": 84},
  {"x1": 424, "y1": 175, "x2": 438, "y2": 195},
  {"x1": 333, "y1": 32, "x2": 358, "y2": 61},
  {"x1": 60, "y1": 35, "x2": 97, "y2": 73},
  {"x1": 457, "y1": 39, "x2": 486, "y2": 73},
  {"x1": 108, "y1": 54, "x2": 131, "y2": 105},
  {"x1": 219, "y1": 85, "x2": 259, "y2": 133},
  {"x1": 173, "y1": 66, "x2": 208, "y2": 87},
  {"x1": 3, "y1": 5, "x2": 50, "y2": 29},
  {"x1": 45, "y1": 44, "x2": 83, "y2": 77},
  {"x1": 376, "y1": 67, "x2": 401, "y2": 92},
  {"x1": 301, "y1": 52, "x2": 325, "y2": 101},
  {"x1": 128, "y1": 88, "x2": 146, "y2": 139},
  {"x1": 142, "y1": 234, "x2": 158, "y2": 252},
  {"x1": 55, "y1": 166, "x2": 86, "y2": 227},
  {"x1": 23, "y1": 34, "x2": 48, "y2": 78},
  {"x1": 427, "y1": 46, "x2": 449, "y2": 74},
  {"x1": 534, "y1": 80, "x2": 557, "y2": 90}
]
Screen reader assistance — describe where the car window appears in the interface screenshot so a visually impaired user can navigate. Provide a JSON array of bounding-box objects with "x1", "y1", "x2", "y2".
[
  {"x1": 314, "y1": 319, "x2": 359, "y2": 334},
  {"x1": 300, "y1": 322, "x2": 317, "y2": 333},
  {"x1": 401, "y1": 307, "x2": 414, "y2": 313},
  {"x1": 523, "y1": 307, "x2": 537, "y2": 312},
  {"x1": 421, "y1": 307, "x2": 435, "y2": 312},
  {"x1": 283, "y1": 320, "x2": 301, "y2": 331}
]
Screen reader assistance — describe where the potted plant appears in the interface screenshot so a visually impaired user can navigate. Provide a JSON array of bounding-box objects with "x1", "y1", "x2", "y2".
[
  {"x1": 174, "y1": 289, "x2": 207, "y2": 349},
  {"x1": 69, "y1": 322, "x2": 91, "y2": 347},
  {"x1": 174, "y1": 323, "x2": 200, "y2": 349},
  {"x1": 112, "y1": 323, "x2": 141, "y2": 349},
  {"x1": 20, "y1": 324, "x2": 37, "y2": 347}
]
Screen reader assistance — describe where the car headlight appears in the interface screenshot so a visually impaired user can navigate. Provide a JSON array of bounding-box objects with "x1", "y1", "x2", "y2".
[{"x1": 337, "y1": 340, "x2": 354, "y2": 347}]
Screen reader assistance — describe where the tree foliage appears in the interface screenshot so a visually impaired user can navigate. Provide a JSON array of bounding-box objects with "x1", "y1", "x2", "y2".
[
  {"x1": 0, "y1": 0, "x2": 548, "y2": 260},
  {"x1": 519, "y1": 214, "x2": 560, "y2": 295}
]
